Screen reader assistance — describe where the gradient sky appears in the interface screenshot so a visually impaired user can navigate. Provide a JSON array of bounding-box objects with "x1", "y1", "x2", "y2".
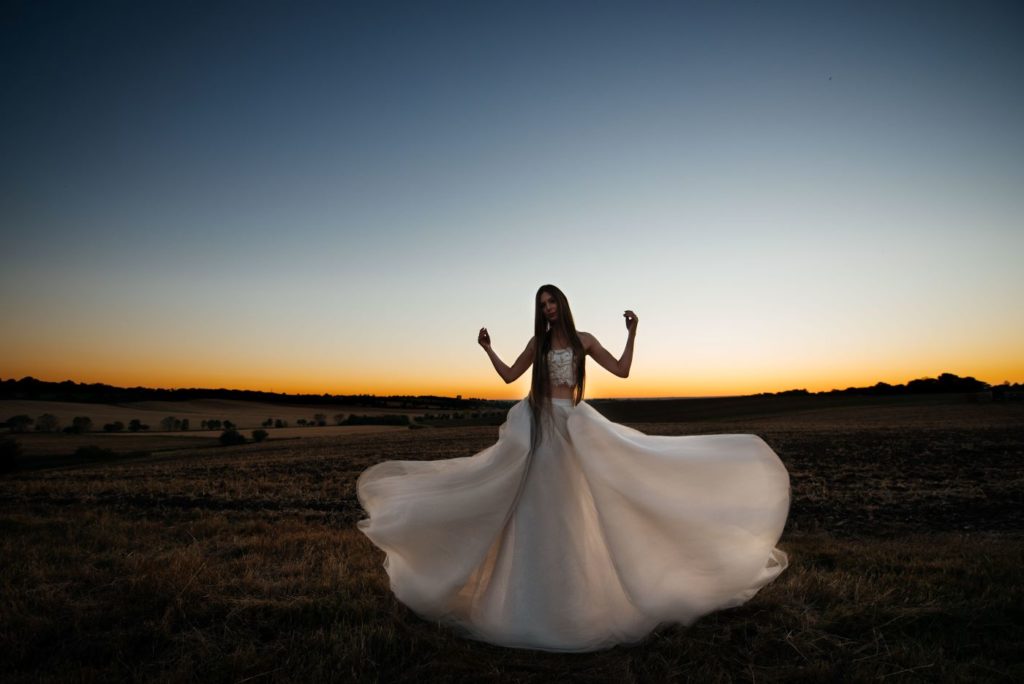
[{"x1": 2, "y1": 0, "x2": 1022, "y2": 399}]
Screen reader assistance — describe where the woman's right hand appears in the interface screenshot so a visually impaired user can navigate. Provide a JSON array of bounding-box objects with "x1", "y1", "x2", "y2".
[{"x1": 478, "y1": 327, "x2": 491, "y2": 349}]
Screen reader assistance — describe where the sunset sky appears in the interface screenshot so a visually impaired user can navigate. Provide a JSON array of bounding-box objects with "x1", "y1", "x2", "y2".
[{"x1": 2, "y1": 1, "x2": 1022, "y2": 399}]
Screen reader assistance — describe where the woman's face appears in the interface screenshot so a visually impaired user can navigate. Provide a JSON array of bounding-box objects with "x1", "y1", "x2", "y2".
[{"x1": 539, "y1": 291, "x2": 558, "y2": 322}]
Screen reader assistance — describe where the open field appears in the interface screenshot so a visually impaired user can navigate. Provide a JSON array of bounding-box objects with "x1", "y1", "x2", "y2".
[
  {"x1": 1, "y1": 397, "x2": 429, "y2": 433},
  {"x1": 7, "y1": 425, "x2": 412, "y2": 461},
  {"x1": 2, "y1": 397, "x2": 424, "y2": 462},
  {"x1": 1, "y1": 395, "x2": 1022, "y2": 681},
  {"x1": 590, "y1": 392, "x2": 1022, "y2": 429}
]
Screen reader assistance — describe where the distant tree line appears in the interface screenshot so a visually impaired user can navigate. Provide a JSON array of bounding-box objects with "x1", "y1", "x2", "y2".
[
  {"x1": 341, "y1": 414, "x2": 411, "y2": 426},
  {"x1": 2, "y1": 414, "x2": 249, "y2": 433},
  {"x1": 755, "y1": 373, "x2": 1022, "y2": 398},
  {"x1": 2, "y1": 412, "x2": 422, "y2": 434},
  {"x1": 4, "y1": 370, "x2": 1011, "y2": 413},
  {"x1": 0, "y1": 377, "x2": 504, "y2": 411},
  {"x1": 3, "y1": 414, "x2": 99, "y2": 434},
  {"x1": 199, "y1": 419, "x2": 235, "y2": 430},
  {"x1": 416, "y1": 410, "x2": 508, "y2": 427},
  {"x1": 418, "y1": 410, "x2": 507, "y2": 420},
  {"x1": 160, "y1": 417, "x2": 191, "y2": 431}
]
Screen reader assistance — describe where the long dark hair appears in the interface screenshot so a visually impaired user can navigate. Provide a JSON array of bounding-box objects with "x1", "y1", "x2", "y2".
[{"x1": 527, "y1": 284, "x2": 585, "y2": 454}]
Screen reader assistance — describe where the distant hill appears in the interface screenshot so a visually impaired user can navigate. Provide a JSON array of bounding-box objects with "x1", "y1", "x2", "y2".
[
  {"x1": 754, "y1": 372, "x2": 1022, "y2": 399},
  {"x1": 0, "y1": 377, "x2": 509, "y2": 411},
  {"x1": 1, "y1": 372, "x2": 1019, "y2": 409}
]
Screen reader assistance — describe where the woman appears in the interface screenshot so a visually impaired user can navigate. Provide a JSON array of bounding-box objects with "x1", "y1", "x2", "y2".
[{"x1": 356, "y1": 284, "x2": 790, "y2": 653}]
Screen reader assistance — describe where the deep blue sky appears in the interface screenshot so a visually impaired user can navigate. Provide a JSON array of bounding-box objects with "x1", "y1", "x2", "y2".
[{"x1": 2, "y1": 1, "x2": 1022, "y2": 397}]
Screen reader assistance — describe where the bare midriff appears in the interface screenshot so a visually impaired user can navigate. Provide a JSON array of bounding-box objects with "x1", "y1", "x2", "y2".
[{"x1": 550, "y1": 385, "x2": 576, "y2": 400}]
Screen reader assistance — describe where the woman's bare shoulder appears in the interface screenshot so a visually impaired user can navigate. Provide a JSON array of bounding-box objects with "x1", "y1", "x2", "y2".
[{"x1": 577, "y1": 331, "x2": 594, "y2": 350}]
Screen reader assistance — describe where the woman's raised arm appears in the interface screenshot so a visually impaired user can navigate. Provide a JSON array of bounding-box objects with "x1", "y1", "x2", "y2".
[
  {"x1": 479, "y1": 329, "x2": 536, "y2": 384},
  {"x1": 580, "y1": 310, "x2": 638, "y2": 378}
]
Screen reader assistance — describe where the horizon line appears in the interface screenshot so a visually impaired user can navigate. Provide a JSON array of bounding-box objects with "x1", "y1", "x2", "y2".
[{"x1": 0, "y1": 371, "x2": 1006, "y2": 403}]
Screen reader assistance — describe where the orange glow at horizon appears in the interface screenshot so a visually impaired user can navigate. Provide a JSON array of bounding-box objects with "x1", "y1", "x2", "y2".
[
  {"x1": 3, "y1": 313, "x2": 1022, "y2": 399},
  {"x1": 3, "y1": 353, "x2": 1021, "y2": 401}
]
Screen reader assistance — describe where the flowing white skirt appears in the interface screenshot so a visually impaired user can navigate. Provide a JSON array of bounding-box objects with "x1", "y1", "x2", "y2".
[{"x1": 356, "y1": 398, "x2": 790, "y2": 652}]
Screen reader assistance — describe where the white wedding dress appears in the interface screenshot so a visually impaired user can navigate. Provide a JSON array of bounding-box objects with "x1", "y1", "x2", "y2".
[{"x1": 356, "y1": 348, "x2": 790, "y2": 652}]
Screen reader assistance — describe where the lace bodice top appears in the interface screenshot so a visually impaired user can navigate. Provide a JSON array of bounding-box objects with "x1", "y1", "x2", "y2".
[{"x1": 547, "y1": 348, "x2": 576, "y2": 387}]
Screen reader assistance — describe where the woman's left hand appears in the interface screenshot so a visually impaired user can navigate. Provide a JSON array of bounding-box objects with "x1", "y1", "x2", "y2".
[{"x1": 624, "y1": 310, "x2": 638, "y2": 335}]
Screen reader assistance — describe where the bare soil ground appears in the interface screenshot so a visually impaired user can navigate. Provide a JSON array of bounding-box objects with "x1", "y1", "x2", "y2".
[{"x1": 1, "y1": 395, "x2": 1021, "y2": 682}]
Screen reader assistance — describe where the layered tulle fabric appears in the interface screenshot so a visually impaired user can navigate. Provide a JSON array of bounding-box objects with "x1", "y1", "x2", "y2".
[{"x1": 356, "y1": 398, "x2": 790, "y2": 652}]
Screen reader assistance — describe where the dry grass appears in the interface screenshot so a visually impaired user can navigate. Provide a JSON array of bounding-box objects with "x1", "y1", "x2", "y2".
[{"x1": 1, "y1": 400, "x2": 1022, "y2": 682}]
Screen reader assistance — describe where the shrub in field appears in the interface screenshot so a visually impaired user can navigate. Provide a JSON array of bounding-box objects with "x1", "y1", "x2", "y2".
[
  {"x1": 251, "y1": 429, "x2": 269, "y2": 443},
  {"x1": 75, "y1": 445, "x2": 115, "y2": 460},
  {"x1": 160, "y1": 416, "x2": 182, "y2": 431},
  {"x1": 223, "y1": 420, "x2": 235, "y2": 430},
  {"x1": 0, "y1": 437, "x2": 20, "y2": 472},
  {"x1": 103, "y1": 421, "x2": 125, "y2": 432},
  {"x1": 342, "y1": 414, "x2": 411, "y2": 426},
  {"x1": 262, "y1": 418, "x2": 274, "y2": 427},
  {"x1": 35, "y1": 413, "x2": 60, "y2": 432},
  {"x1": 274, "y1": 419, "x2": 287, "y2": 428},
  {"x1": 128, "y1": 419, "x2": 149, "y2": 432},
  {"x1": 70, "y1": 416, "x2": 93, "y2": 433},
  {"x1": 5, "y1": 415, "x2": 33, "y2": 433},
  {"x1": 219, "y1": 429, "x2": 247, "y2": 446},
  {"x1": 313, "y1": 413, "x2": 327, "y2": 426},
  {"x1": 333, "y1": 413, "x2": 346, "y2": 425}
]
